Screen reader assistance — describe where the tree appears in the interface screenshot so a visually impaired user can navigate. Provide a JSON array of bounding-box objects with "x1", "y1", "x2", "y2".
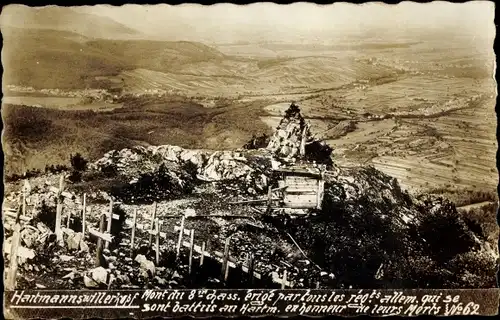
[{"x1": 70, "y1": 153, "x2": 88, "y2": 171}]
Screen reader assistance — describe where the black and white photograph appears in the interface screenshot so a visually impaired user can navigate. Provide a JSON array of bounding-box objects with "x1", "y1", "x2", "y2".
[{"x1": 1, "y1": 1, "x2": 498, "y2": 316}]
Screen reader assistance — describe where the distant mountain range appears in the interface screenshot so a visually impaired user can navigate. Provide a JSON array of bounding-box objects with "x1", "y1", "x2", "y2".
[{"x1": 1, "y1": 5, "x2": 142, "y2": 39}]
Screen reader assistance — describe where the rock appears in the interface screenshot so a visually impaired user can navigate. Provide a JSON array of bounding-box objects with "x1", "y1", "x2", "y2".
[
  {"x1": 20, "y1": 228, "x2": 40, "y2": 248},
  {"x1": 172, "y1": 271, "x2": 182, "y2": 279},
  {"x1": 135, "y1": 254, "x2": 155, "y2": 278},
  {"x1": 84, "y1": 275, "x2": 99, "y2": 288},
  {"x1": 80, "y1": 240, "x2": 89, "y2": 252},
  {"x1": 35, "y1": 283, "x2": 46, "y2": 289},
  {"x1": 67, "y1": 232, "x2": 83, "y2": 251},
  {"x1": 90, "y1": 267, "x2": 109, "y2": 285},
  {"x1": 62, "y1": 272, "x2": 76, "y2": 280},
  {"x1": 60, "y1": 255, "x2": 74, "y2": 262}
]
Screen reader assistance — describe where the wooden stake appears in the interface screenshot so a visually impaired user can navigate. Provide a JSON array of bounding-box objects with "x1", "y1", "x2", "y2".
[
  {"x1": 105, "y1": 199, "x2": 113, "y2": 249},
  {"x1": 281, "y1": 270, "x2": 287, "y2": 289},
  {"x1": 247, "y1": 252, "x2": 255, "y2": 285},
  {"x1": 66, "y1": 213, "x2": 71, "y2": 229},
  {"x1": 224, "y1": 259, "x2": 230, "y2": 282},
  {"x1": 200, "y1": 241, "x2": 206, "y2": 267},
  {"x1": 188, "y1": 229, "x2": 195, "y2": 274},
  {"x1": 95, "y1": 214, "x2": 106, "y2": 267},
  {"x1": 130, "y1": 208, "x2": 137, "y2": 257},
  {"x1": 155, "y1": 218, "x2": 161, "y2": 265},
  {"x1": 221, "y1": 236, "x2": 230, "y2": 281},
  {"x1": 176, "y1": 215, "x2": 185, "y2": 260},
  {"x1": 149, "y1": 202, "x2": 157, "y2": 245},
  {"x1": 55, "y1": 175, "x2": 64, "y2": 243},
  {"x1": 6, "y1": 202, "x2": 22, "y2": 290},
  {"x1": 82, "y1": 193, "x2": 87, "y2": 236},
  {"x1": 267, "y1": 186, "x2": 273, "y2": 208}
]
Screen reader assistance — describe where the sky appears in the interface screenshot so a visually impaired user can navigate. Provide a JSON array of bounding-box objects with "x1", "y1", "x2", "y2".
[{"x1": 77, "y1": 1, "x2": 495, "y2": 43}]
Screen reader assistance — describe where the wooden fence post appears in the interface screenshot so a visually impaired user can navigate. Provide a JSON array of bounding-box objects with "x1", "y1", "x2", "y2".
[
  {"x1": 176, "y1": 215, "x2": 185, "y2": 260},
  {"x1": 66, "y1": 210, "x2": 72, "y2": 229},
  {"x1": 188, "y1": 229, "x2": 195, "y2": 274},
  {"x1": 221, "y1": 236, "x2": 230, "y2": 281},
  {"x1": 6, "y1": 201, "x2": 22, "y2": 290},
  {"x1": 105, "y1": 199, "x2": 113, "y2": 249},
  {"x1": 55, "y1": 175, "x2": 64, "y2": 243},
  {"x1": 95, "y1": 214, "x2": 106, "y2": 267},
  {"x1": 82, "y1": 193, "x2": 87, "y2": 236},
  {"x1": 200, "y1": 241, "x2": 206, "y2": 267},
  {"x1": 130, "y1": 208, "x2": 137, "y2": 257},
  {"x1": 247, "y1": 252, "x2": 254, "y2": 286},
  {"x1": 149, "y1": 202, "x2": 157, "y2": 245}
]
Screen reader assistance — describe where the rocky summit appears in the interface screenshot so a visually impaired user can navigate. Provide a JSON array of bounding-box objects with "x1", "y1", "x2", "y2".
[{"x1": 3, "y1": 103, "x2": 497, "y2": 290}]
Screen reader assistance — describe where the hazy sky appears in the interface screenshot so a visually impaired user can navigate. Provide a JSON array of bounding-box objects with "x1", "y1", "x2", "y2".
[{"x1": 77, "y1": 1, "x2": 495, "y2": 43}]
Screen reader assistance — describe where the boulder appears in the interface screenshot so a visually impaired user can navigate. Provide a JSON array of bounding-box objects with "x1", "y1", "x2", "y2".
[
  {"x1": 135, "y1": 254, "x2": 156, "y2": 278},
  {"x1": 90, "y1": 267, "x2": 109, "y2": 285},
  {"x1": 67, "y1": 232, "x2": 83, "y2": 251}
]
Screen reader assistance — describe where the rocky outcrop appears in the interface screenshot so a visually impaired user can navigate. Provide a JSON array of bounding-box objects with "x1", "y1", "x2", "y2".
[{"x1": 266, "y1": 103, "x2": 333, "y2": 165}]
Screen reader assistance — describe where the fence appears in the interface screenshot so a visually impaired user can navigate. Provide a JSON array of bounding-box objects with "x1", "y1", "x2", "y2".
[{"x1": 4, "y1": 175, "x2": 294, "y2": 289}]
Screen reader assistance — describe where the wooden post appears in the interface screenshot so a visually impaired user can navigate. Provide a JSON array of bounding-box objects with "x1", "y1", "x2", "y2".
[
  {"x1": 281, "y1": 270, "x2": 287, "y2": 289},
  {"x1": 224, "y1": 259, "x2": 230, "y2": 282},
  {"x1": 267, "y1": 186, "x2": 272, "y2": 208},
  {"x1": 105, "y1": 199, "x2": 113, "y2": 249},
  {"x1": 82, "y1": 193, "x2": 87, "y2": 236},
  {"x1": 247, "y1": 252, "x2": 255, "y2": 285},
  {"x1": 55, "y1": 175, "x2": 64, "y2": 243},
  {"x1": 176, "y1": 215, "x2": 185, "y2": 260},
  {"x1": 188, "y1": 229, "x2": 195, "y2": 274},
  {"x1": 149, "y1": 202, "x2": 157, "y2": 245},
  {"x1": 221, "y1": 236, "x2": 230, "y2": 281},
  {"x1": 6, "y1": 202, "x2": 22, "y2": 290},
  {"x1": 155, "y1": 218, "x2": 161, "y2": 266},
  {"x1": 66, "y1": 210, "x2": 72, "y2": 229},
  {"x1": 200, "y1": 242, "x2": 206, "y2": 267},
  {"x1": 130, "y1": 208, "x2": 137, "y2": 257},
  {"x1": 95, "y1": 214, "x2": 106, "y2": 267}
]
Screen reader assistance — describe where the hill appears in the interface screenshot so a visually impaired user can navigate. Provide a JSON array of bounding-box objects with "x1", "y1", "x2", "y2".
[
  {"x1": 1, "y1": 27, "x2": 227, "y2": 89},
  {"x1": 2, "y1": 104, "x2": 497, "y2": 290},
  {"x1": 0, "y1": 5, "x2": 141, "y2": 39}
]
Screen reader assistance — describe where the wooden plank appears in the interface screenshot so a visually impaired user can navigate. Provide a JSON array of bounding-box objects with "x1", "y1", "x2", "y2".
[
  {"x1": 55, "y1": 175, "x2": 64, "y2": 243},
  {"x1": 130, "y1": 208, "x2": 137, "y2": 256},
  {"x1": 95, "y1": 214, "x2": 106, "y2": 267},
  {"x1": 317, "y1": 180, "x2": 325, "y2": 210},
  {"x1": 188, "y1": 229, "x2": 195, "y2": 274},
  {"x1": 285, "y1": 188, "x2": 317, "y2": 194},
  {"x1": 200, "y1": 242, "x2": 206, "y2": 266},
  {"x1": 105, "y1": 199, "x2": 113, "y2": 249},
  {"x1": 82, "y1": 194, "x2": 87, "y2": 237},
  {"x1": 221, "y1": 237, "x2": 230, "y2": 281},
  {"x1": 174, "y1": 225, "x2": 192, "y2": 237},
  {"x1": 90, "y1": 227, "x2": 113, "y2": 243},
  {"x1": 176, "y1": 216, "x2": 185, "y2": 260}
]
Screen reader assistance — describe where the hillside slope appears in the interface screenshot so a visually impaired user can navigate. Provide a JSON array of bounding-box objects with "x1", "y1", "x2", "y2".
[{"x1": 0, "y1": 5, "x2": 140, "y2": 39}]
